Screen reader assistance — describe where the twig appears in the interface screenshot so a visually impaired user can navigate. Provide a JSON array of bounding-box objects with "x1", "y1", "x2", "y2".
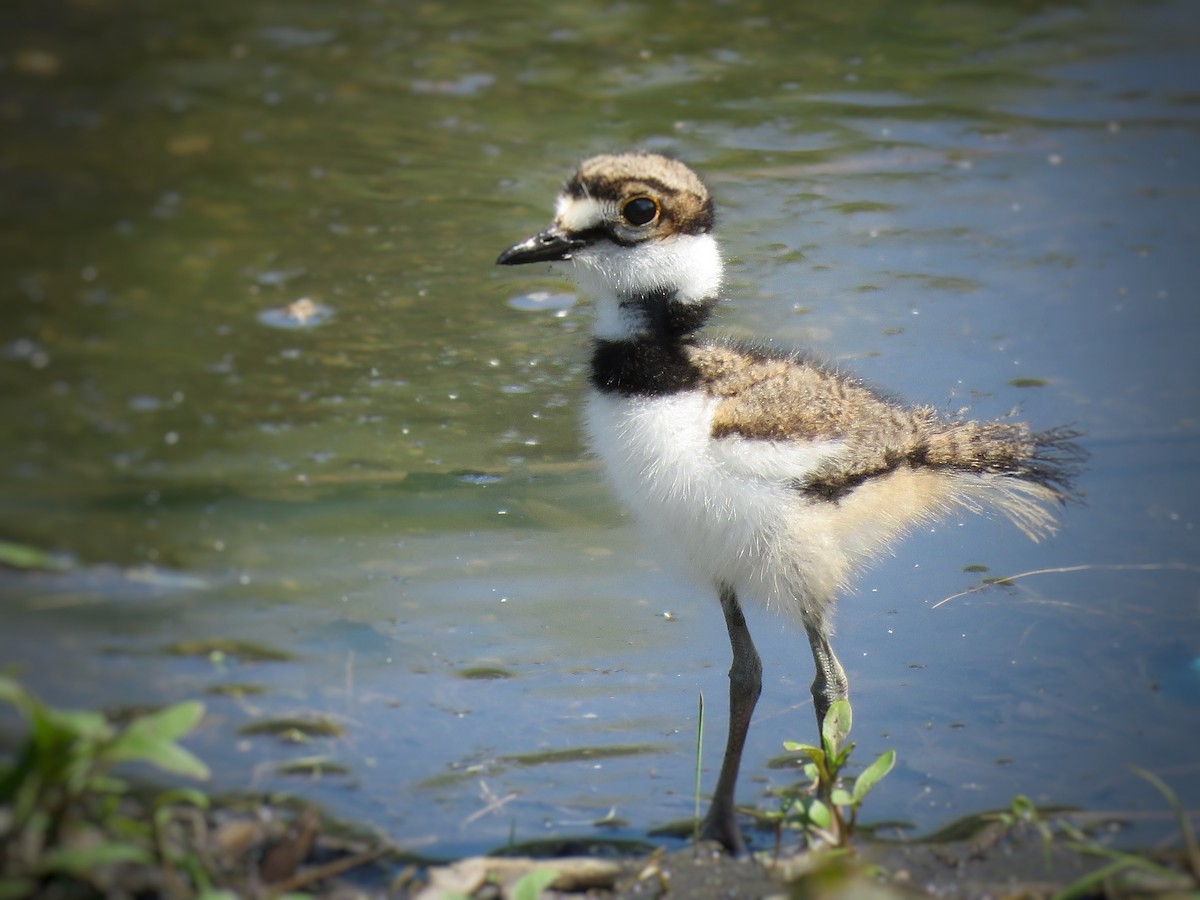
[
  {"x1": 462, "y1": 780, "x2": 518, "y2": 828},
  {"x1": 931, "y1": 562, "x2": 1200, "y2": 609},
  {"x1": 266, "y1": 843, "x2": 393, "y2": 895}
]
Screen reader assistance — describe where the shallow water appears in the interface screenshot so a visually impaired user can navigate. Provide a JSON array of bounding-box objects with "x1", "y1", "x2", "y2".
[{"x1": 1, "y1": 0, "x2": 1198, "y2": 858}]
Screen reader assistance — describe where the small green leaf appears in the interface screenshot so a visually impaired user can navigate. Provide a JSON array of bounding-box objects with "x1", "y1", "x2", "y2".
[
  {"x1": 105, "y1": 702, "x2": 209, "y2": 780},
  {"x1": 782, "y1": 740, "x2": 819, "y2": 753},
  {"x1": 1009, "y1": 793, "x2": 1037, "y2": 821},
  {"x1": 852, "y1": 749, "x2": 895, "y2": 804},
  {"x1": 830, "y1": 788, "x2": 853, "y2": 806},
  {"x1": 0, "y1": 540, "x2": 72, "y2": 571},
  {"x1": 511, "y1": 868, "x2": 560, "y2": 900},
  {"x1": 127, "y1": 701, "x2": 206, "y2": 744},
  {"x1": 39, "y1": 842, "x2": 154, "y2": 875},
  {"x1": 806, "y1": 798, "x2": 832, "y2": 829},
  {"x1": 783, "y1": 741, "x2": 825, "y2": 774},
  {"x1": 41, "y1": 706, "x2": 113, "y2": 742},
  {"x1": 150, "y1": 741, "x2": 211, "y2": 781},
  {"x1": 783, "y1": 741, "x2": 824, "y2": 768},
  {"x1": 821, "y1": 701, "x2": 852, "y2": 756}
]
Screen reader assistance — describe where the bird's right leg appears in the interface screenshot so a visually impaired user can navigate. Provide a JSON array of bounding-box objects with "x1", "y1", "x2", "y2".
[{"x1": 699, "y1": 583, "x2": 762, "y2": 856}]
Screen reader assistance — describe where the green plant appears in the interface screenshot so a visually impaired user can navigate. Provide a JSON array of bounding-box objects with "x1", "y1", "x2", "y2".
[
  {"x1": 438, "y1": 866, "x2": 560, "y2": 900},
  {"x1": 0, "y1": 674, "x2": 209, "y2": 895},
  {"x1": 1049, "y1": 767, "x2": 1200, "y2": 898},
  {"x1": 977, "y1": 776, "x2": 1200, "y2": 899},
  {"x1": 511, "y1": 867, "x2": 560, "y2": 900},
  {"x1": 693, "y1": 691, "x2": 704, "y2": 843},
  {"x1": 769, "y1": 700, "x2": 895, "y2": 849}
]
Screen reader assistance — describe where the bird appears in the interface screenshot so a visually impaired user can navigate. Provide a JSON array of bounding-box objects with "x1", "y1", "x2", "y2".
[{"x1": 496, "y1": 150, "x2": 1083, "y2": 855}]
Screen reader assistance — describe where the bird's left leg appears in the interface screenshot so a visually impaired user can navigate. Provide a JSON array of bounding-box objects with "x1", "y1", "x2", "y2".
[{"x1": 805, "y1": 623, "x2": 848, "y2": 739}]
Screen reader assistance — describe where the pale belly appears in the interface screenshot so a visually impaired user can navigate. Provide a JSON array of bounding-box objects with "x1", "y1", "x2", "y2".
[{"x1": 584, "y1": 390, "x2": 847, "y2": 623}]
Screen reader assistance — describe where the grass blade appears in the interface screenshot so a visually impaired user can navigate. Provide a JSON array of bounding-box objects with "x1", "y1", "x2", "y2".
[{"x1": 693, "y1": 691, "x2": 704, "y2": 842}]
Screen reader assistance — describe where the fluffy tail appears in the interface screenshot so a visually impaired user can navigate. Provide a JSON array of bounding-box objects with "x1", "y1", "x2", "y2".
[{"x1": 927, "y1": 422, "x2": 1087, "y2": 539}]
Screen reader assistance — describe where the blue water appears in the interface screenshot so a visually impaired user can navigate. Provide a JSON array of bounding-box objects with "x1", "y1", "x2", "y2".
[{"x1": 0, "y1": 0, "x2": 1197, "y2": 858}]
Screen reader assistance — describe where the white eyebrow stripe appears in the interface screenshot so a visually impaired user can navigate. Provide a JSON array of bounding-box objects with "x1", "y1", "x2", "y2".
[{"x1": 556, "y1": 195, "x2": 609, "y2": 234}]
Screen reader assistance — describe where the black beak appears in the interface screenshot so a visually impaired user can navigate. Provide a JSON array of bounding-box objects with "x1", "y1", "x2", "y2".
[{"x1": 496, "y1": 227, "x2": 584, "y2": 266}]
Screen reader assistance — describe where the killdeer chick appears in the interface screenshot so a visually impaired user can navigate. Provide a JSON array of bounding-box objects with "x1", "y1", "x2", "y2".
[{"x1": 497, "y1": 151, "x2": 1083, "y2": 854}]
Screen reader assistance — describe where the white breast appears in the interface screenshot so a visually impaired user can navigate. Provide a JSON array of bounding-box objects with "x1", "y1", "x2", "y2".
[{"x1": 584, "y1": 390, "x2": 848, "y2": 625}]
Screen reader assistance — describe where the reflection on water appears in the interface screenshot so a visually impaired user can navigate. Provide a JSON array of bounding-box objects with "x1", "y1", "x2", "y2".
[{"x1": 1, "y1": 0, "x2": 1198, "y2": 857}]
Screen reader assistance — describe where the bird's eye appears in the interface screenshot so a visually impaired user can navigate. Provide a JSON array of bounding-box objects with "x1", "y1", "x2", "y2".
[{"x1": 621, "y1": 197, "x2": 659, "y2": 226}]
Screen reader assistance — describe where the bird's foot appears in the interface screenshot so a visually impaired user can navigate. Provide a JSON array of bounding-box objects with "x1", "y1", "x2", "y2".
[{"x1": 699, "y1": 807, "x2": 748, "y2": 857}]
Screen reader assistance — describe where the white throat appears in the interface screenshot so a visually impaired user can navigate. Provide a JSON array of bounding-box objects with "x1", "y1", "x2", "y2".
[{"x1": 568, "y1": 233, "x2": 724, "y2": 340}]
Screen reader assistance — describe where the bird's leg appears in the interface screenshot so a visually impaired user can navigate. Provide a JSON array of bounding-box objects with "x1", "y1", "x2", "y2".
[
  {"x1": 805, "y1": 623, "x2": 848, "y2": 737},
  {"x1": 805, "y1": 623, "x2": 849, "y2": 814},
  {"x1": 699, "y1": 584, "x2": 762, "y2": 856}
]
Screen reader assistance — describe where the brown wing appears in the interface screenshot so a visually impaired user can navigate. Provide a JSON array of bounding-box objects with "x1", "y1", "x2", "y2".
[
  {"x1": 684, "y1": 343, "x2": 1069, "y2": 500},
  {"x1": 687, "y1": 343, "x2": 930, "y2": 440}
]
